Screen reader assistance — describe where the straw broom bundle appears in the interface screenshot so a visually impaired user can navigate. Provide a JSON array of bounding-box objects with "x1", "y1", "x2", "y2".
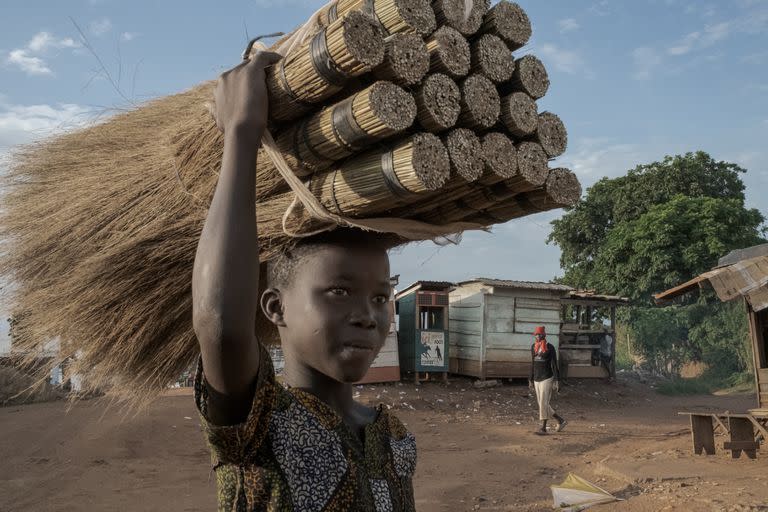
[
  {"x1": 500, "y1": 91, "x2": 538, "y2": 138},
  {"x1": 432, "y1": 0, "x2": 490, "y2": 35},
  {"x1": 479, "y1": 1, "x2": 532, "y2": 51},
  {"x1": 531, "y1": 112, "x2": 568, "y2": 158},
  {"x1": 255, "y1": 132, "x2": 451, "y2": 250},
  {"x1": 470, "y1": 34, "x2": 515, "y2": 84},
  {"x1": 266, "y1": 11, "x2": 385, "y2": 122},
  {"x1": 413, "y1": 73, "x2": 461, "y2": 132},
  {"x1": 320, "y1": 0, "x2": 436, "y2": 36},
  {"x1": 457, "y1": 74, "x2": 500, "y2": 130},
  {"x1": 392, "y1": 131, "x2": 517, "y2": 218},
  {"x1": 442, "y1": 128, "x2": 484, "y2": 182},
  {"x1": 502, "y1": 54, "x2": 550, "y2": 100},
  {"x1": 372, "y1": 33, "x2": 431, "y2": 86},
  {"x1": 258, "y1": 81, "x2": 417, "y2": 199},
  {"x1": 418, "y1": 162, "x2": 570, "y2": 226},
  {"x1": 425, "y1": 26, "x2": 471, "y2": 78},
  {"x1": 461, "y1": 168, "x2": 581, "y2": 224}
]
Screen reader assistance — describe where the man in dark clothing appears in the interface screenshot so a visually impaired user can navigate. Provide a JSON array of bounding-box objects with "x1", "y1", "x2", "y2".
[{"x1": 528, "y1": 326, "x2": 567, "y2": 435}]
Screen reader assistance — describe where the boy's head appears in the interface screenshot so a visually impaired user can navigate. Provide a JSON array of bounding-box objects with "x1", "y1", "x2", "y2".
[{"x1": 262, "y1": 229, "x2": 396, "y2": 383}]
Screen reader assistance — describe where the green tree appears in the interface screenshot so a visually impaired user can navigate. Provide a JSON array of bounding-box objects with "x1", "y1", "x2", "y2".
[
  {"x1": 550, "y1": 152, "x2": 761, "y2": 297},
  {"x1": 549, "y1": 151, "x2": 766, "y2": 376}
]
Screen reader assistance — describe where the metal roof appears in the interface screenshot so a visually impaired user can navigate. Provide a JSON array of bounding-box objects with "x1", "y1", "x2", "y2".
[
  {"x1": 458, "y1": 278, "x2": 573, "y2": 292},
  {"x1": 655, "y1": 253, "x2": 768, "y2": 312},
  {"x1": 396, "y1": 280, "x2": 455, "y2": 298}
]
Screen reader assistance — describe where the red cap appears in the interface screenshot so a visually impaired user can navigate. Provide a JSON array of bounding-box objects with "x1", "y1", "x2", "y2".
[{"x1": 533, "y1": 326, "x2": 546, "y2": 335}]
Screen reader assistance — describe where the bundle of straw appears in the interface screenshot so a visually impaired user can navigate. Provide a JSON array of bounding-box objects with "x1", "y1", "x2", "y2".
[
  {"x1": 432, "y1": 0, "x2": 490, "y2": 35},
  {"x1": 457, "y1": 74, "x2": 500, "y2": 130},
  {"x1": 259, "y1": 81, "x2": 416, "y2": 198},
  {"x1": 373, "y1": 33, "x2": 431, "y2": 86},
  {"x1": 414, "y1": 73, "x2": 461, "y2": 132},
  {"x1": 320, "y1": 0, "x2": 437, "y2": 36},
  {"x1": 470, "y1": 34, "x2": 515, "y2": 84},
  {"x1": 0, "y1": 0, "x2": 583, "y2": 402},
  {"x1": 425, "y1": 26, "x2": 471, "y2": 78},
  {"x1": 504, "y1": 54, "x2": 550, "y2": 100},
  {"x1": 266, "y1": 11, "x2": 386, "y2": 121},
  {"x1": 479, "y1": 1, "x2": 531, "y2": 51},
  {"x1": 500, "y1": 91, "x2": 538, "y2": 137},
  {"x1": 532, "y1": 112, "x2": 568, "y2": 158}
]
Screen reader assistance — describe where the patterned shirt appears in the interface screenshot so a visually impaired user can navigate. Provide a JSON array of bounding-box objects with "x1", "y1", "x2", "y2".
[{"x1": 194, "y1": 345, "x2": 417, "y2": 512}]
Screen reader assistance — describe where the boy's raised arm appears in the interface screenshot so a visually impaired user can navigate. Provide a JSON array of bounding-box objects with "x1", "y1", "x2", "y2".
[{"x1": 192, "y1": 51, "x2": 281, "y2": 426}]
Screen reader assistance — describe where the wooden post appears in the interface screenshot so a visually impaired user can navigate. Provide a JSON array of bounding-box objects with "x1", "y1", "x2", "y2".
[
  {"x1": 725, "y1": 417, "x2": 758, "y2": 459},
  {"x1": 689, "y1": 415, "x2": 716, "y2": 455},
  {"x1": 746, "y1": 299, "x2": 762, "y2": 410}
]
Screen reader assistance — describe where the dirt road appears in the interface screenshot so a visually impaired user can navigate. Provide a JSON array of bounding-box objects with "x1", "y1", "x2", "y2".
[{"x1": 1, "y1": 376, "x2": 765, "y2": 511}]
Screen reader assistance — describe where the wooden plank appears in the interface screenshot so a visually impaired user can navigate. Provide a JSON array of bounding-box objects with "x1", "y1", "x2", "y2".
[
  {"x1": 759, "y1": 368, "x2": 768, "y2": 382},
  {"x1": 690, "y1": 415, "x2": 716, "y2": 455},
  {"x1": 723, "y1": 441, "x2": 760, "y2": 450},
  {"x1": 728, "y1": 417, "x2": 758, "y2": 459},
  {"x1": 449, "y1": 357, "x2": 482, "y2": 377}
]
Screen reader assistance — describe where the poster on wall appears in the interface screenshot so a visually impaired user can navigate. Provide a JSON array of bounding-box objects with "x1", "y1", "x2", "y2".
[{"x1": 420, "y1": 331, "x2": 445, "y2": 367}]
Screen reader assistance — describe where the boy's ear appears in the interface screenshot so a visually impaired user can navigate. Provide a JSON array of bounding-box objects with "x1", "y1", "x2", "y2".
[{"x1": 260, "y1": 288, "x2": 286, "y2": 327}]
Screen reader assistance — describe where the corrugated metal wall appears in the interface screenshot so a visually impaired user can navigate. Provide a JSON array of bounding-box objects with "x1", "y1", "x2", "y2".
[
  {"x1": 449, "y1": 284, "x2": 564, "y2": 379},
  {"x1": 448, "y1": 283, "x2": 485, "y2": 377}
]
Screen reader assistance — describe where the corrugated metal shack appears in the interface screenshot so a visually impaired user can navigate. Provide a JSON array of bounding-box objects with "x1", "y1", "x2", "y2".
[{"x1": 449, "y1": 278, "x2": 572, "y2": 379}]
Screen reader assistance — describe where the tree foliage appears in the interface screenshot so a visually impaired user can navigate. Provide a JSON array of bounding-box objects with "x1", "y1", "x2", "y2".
[
  {"x1": 549, "y1": 151, "x2": 766, "y2": 375},
  {"x1": 549, "y1": 151, "x2": 764, "y2": 301}
]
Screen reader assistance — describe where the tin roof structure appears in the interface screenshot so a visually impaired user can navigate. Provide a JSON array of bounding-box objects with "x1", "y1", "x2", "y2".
[{"x1": 459, "y1": 278, "x2": 573, "y2": 292}]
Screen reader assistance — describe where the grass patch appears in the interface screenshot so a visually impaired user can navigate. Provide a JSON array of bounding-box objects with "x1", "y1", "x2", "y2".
[{"x1": 656, "y1": 370, "x2": 754, "y2": 396}]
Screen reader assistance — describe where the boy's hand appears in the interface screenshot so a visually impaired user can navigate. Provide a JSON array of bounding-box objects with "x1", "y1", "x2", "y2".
[
  {"x1": 553, "y1": 380, "x2": 560, "y2": 393},
  {"x1": 213, "y1": 50, "x2": 282, "y2": 146}
]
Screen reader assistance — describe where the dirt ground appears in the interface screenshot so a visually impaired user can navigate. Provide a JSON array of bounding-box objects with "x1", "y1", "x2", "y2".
[{"x1": 1, "y1": 374, "x2": 766, "y2": 512}]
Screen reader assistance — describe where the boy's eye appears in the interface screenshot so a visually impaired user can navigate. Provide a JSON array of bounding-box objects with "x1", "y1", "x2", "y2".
[
  {"x1": 329, "y1": 287, "x2": 349, "y2": 296},
  {"x1": 373, "y1": 295, "x2": 388, "y2": 304}
]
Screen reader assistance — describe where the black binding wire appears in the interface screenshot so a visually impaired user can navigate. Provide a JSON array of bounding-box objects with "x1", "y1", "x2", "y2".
[
  {"x1": 310, "y1": 30, "x2": 348, "y2": 87},
  {"x1": 330, "y1": 98, "x2": 375, "y2": 152},
  {"x1": 380, "y1": 151, "x2": 412, "y2": 200}
]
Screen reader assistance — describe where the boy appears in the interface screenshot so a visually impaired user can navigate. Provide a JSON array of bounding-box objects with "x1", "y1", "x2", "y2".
[
  {"x1": 191, "y1": 51, "x2": 416, "y2": 510},
  {"x1": 528, "y1": 326, "x2": 567, "y2": 435}
]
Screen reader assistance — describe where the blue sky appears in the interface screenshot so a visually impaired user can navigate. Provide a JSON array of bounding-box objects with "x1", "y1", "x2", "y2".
[{"x1": 1, "y1": 0, "x2": 767, "y2": 344}]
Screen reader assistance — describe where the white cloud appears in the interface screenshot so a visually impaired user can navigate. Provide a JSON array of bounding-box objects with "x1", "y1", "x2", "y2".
[
  {"x1": 667, "y1": 21, "x2": 733, "y2": 56},
  {"x1": 89, "y1": 18, "x2": 113, "y2": 36},
  {"x1": 27, "y1": 31, "x2": 78, "y2": 52},
  {"x1": 632, "y1": 46, "x2": 662, "y2": 80},
  {"x1": 558, "y1": 18, "x2": 580, "y2": 33},
  {"x1": 589, "y1": 0, "x2": 610, "y2": 16},
  {"x1": 0, "y1": 100, "x2": 93, "y2": 150},
  {"x1": 538, "y1": 43, "x2": 585, "y2": 75},
  {"x1": 121, "y1": 31, "x2": 139, "y2": 41},
  {"x1": 6, "y1": 49, "x2": 51, "y2": 75},
  {"x1": 4, "y1": 31, "x2": 80, "y2": 76}
]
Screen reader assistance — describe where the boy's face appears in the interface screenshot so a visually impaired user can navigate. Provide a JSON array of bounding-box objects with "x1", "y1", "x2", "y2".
[{"x1": 274, "y1": 244, "x2": 392, "y2": 383}]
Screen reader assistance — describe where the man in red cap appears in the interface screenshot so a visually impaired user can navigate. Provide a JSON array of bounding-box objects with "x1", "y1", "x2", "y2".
[{"x1": 529, "y1": 326, "x2": 567, "y2": 435}]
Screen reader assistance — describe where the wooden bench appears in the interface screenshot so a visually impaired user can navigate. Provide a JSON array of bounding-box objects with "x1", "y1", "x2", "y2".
[{"x1": 678, "y1": 412, "x2": 767, "y2": 459}]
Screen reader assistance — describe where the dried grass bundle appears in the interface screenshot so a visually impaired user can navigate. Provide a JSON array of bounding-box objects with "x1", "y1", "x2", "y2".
[
  {"x1": 425, "y1": 26, "x2": 471, "y2": 78},
  {"x1": 532, "y1": 112, "x2": 568, "y2": 158},
  {"x1": 480, "y1": 1, "x2": 531, "y2": 51},
  {"x1": 432, "y1": 0, "x2": 490, "y2": 35},
  {"x1": 470, "y1": 34, "x2": 515, "y2": 84},
  {"x1": 457, "y1": 74, "x2": 500, "y2": 130},
  {"x1": 414, "y1": 73, "x2": 461, "y2": 132},
  {"x1": 373, "y1": 33, "x2": 430, "y2": 86},
  {"x1": 266, "y1": 11, "x2": 385, "y2": 122},
  {"x1": 322, "y1": 0, "x2": 436, "y2": 36}
]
